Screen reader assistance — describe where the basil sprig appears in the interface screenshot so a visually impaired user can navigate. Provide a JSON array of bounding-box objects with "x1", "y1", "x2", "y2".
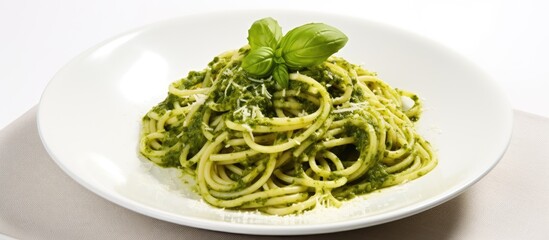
[
  {"x1": 247, "y1": 17, "x2": 282, "y2": 50},
  {"x1": 242, "y1": 17, "x2": 348, "y2": 88}
]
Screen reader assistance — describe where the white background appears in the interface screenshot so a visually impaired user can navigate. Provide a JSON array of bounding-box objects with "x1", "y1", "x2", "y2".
[{"x1": 1, "y1": 0, "x2": 549, "y2": 130}]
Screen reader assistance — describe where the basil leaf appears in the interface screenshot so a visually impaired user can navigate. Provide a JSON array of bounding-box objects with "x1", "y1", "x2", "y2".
[
  {"x1": 273, "y1": 64, "x2": 289, "y2": 88},
  {"x1": 279, "y1": 23, "x2": 348, "y2": 69},
  {"x1": 247, "y1": 17, "x2": 282, "y2": 50},
  {"x1": 241, "y1": 46, "x2": 275, "y2": 77},
  {"x1": 242, "y1": 18, "x2": 349, "y2": 89}
]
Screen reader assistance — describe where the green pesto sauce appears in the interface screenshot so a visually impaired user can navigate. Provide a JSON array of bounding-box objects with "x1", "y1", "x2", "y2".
[
  {"x1": 147, "y1": 104, "x2": 207, "y2": 168},
  {"x1": 343, "y1": 122, "x2": 370, "y2": 149},
  {"x1": 333, "y1": 163, "x2": 389, "y2": 200},
  {"x1": 179, "y1": 107, "x2": 207, "y2": 156},
  {"x1": 180, "y1": 70, "x2": 207, "y2": 89},
  {"x1": 143, "y1": 53, "x2": 396, "y2": 201}
]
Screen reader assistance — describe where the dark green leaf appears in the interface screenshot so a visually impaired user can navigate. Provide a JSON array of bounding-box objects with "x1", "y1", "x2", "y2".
[
  {"x1": 248, "y1": 17, "x2": 283, "y2": 49},
  {"x1": 279, "y1": 23, "x2": 348, "y2": 69},
  {"x1": 241, "y1": 46, "x2": 275, "y2": 77},
  {"x1": 273, "y1": 64, "x2": 289, "y2": 88}
]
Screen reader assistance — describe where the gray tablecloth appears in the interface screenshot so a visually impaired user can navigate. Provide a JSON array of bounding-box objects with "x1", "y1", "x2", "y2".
[{"x1": 1, "y1": 107, "x2": 548, "y2": 239}]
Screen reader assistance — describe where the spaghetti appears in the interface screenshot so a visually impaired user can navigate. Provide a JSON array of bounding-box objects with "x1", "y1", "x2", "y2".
[{"x1": 139, "y1": 47, "x2": 437, "y2": 215}]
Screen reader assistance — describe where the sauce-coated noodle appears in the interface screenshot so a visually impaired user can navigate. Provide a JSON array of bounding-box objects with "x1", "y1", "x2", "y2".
[{"x1": 139, "y1": 47, "x2": 437, "y2": 215}]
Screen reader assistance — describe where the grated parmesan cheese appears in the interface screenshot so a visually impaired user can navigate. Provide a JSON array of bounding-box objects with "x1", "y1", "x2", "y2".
[
  {"x1": 332, "y1": 102, "x2": 368, "y2": 113},
  {"x1": 242, "y1": 124, "x2": 254, "y2": 141}
]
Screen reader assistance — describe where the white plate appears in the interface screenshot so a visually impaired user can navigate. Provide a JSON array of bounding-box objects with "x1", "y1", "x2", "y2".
[{"x1": 37, "y1": 10, "x2": 513, "y2": 235}]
